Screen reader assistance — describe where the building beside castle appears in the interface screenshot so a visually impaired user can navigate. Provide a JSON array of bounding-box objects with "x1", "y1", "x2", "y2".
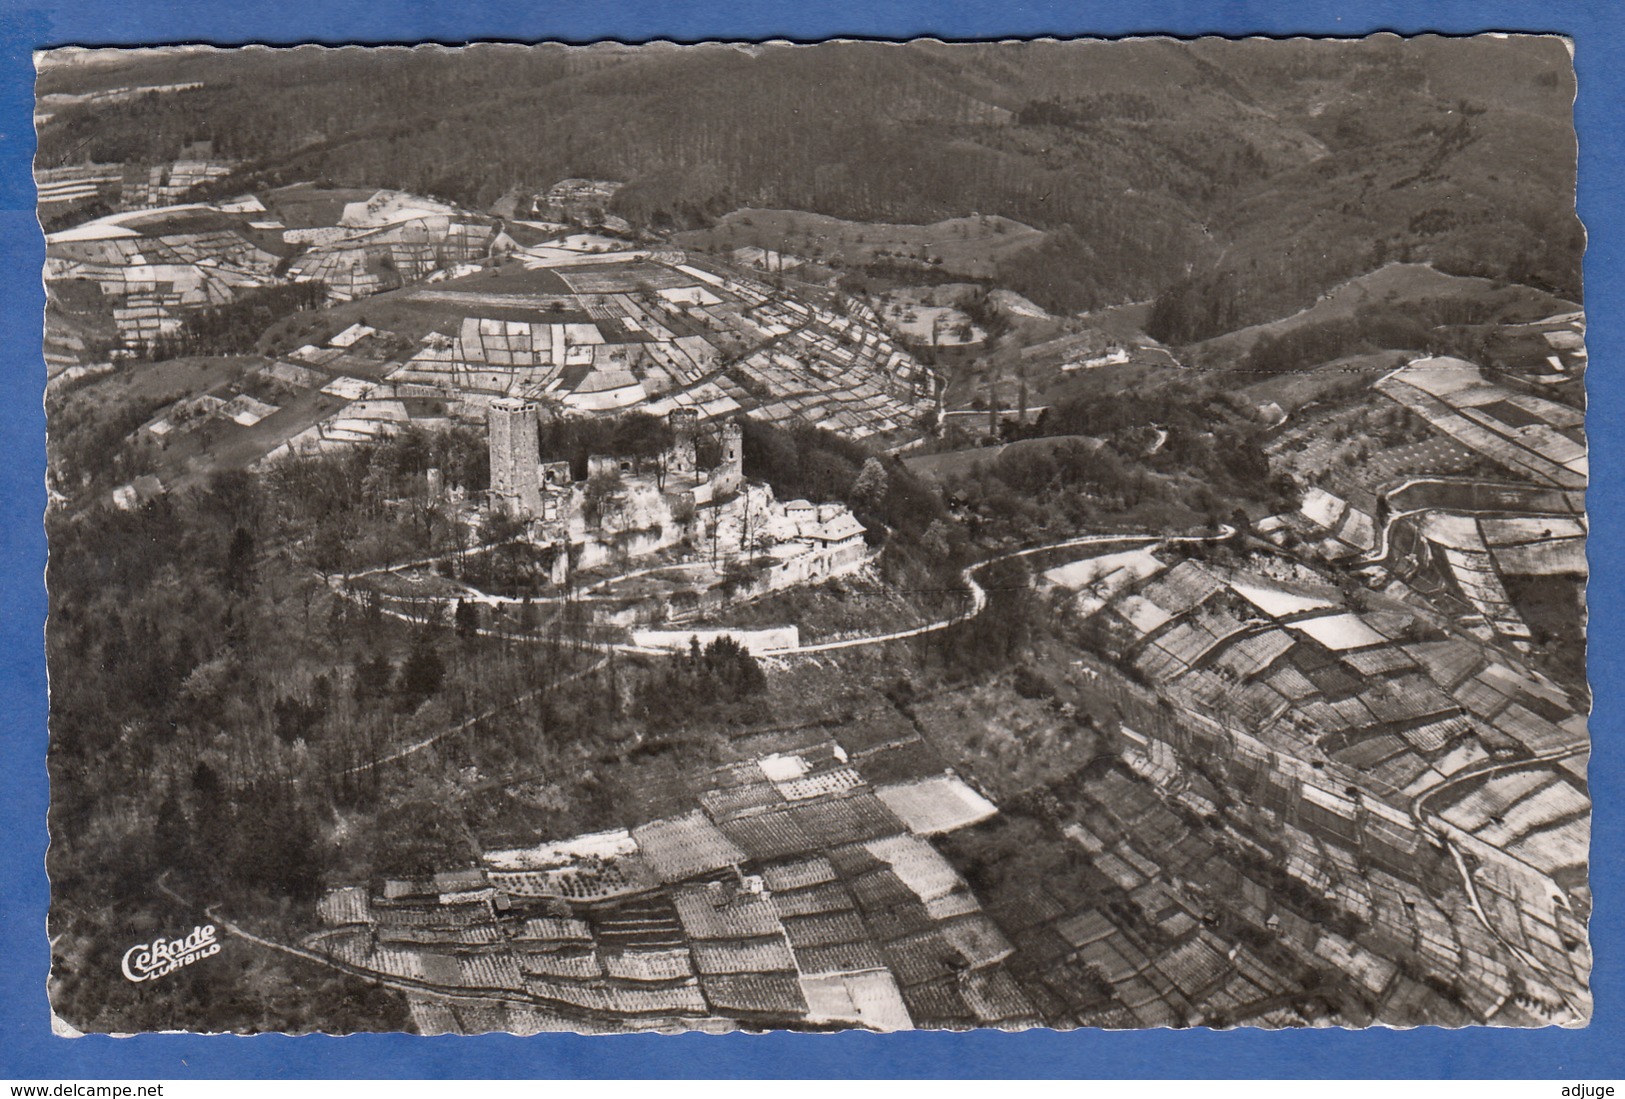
[{"x1": 486, "y1": 402, "x2": 868, "y2": 592}]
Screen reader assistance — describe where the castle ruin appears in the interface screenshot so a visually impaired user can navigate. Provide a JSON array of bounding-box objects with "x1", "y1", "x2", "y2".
[{"x1": 485, "y1": 404, "x2": 867, "y2": 597}]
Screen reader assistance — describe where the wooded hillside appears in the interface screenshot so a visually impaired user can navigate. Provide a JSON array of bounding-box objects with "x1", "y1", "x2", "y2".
[{"x1": 37, "y1": 36, "x2": 1579, "y2": 335}]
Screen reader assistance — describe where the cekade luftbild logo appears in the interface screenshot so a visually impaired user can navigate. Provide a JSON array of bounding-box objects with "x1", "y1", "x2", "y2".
[{"x1": 120, "y1": 924, "x2": 220, "y2": 982}]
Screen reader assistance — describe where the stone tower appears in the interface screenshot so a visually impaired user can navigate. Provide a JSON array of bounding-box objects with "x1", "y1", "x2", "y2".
[
  {"x1": 668, "y1": 408, "x2": 699, "y2": 475},
  {"x1": 488, "y1": 398, "x2": 541, "y2": 517},
  {"x1": 714, "y1": 419, "x2": 745, "y2": 496}
]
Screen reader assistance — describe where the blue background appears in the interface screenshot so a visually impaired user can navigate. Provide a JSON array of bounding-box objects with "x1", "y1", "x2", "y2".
[{"x1": 2, "y1": 0, "x2": 1621, "y2": 1079}]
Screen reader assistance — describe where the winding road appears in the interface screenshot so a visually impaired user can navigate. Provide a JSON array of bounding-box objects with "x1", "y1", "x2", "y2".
[
  {"x1": 343, "y1": 653, "x2": 610, "y2": 774},
  {"x1": 305, "y1": 515, "x2": 1590, "y2": 1022},
  {"x1": 1407, "y1": 741, "x2": 1591, "y2": 1021},
  {"x1": 329, "y1": 524, "x2": 1233, "y2": 772},
  {"x1": 1360, "y1": 475, "x2": 1582, "y2": 565},
  {"x1": 333, "y1": 525, "x2": 1234, "y2": 658}
]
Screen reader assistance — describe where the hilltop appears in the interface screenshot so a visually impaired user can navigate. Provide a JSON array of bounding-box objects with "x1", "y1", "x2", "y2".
[{"x1": 1187, "y1": 263, "x2": 1578, "y2": 372}]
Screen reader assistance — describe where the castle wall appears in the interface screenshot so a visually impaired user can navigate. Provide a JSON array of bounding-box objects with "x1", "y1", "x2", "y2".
[
  {"x1": 566, "y1": 478, "x2": 685, "y2": 542},
  {"x1": 486, "y1": 407, "x2": 866, "y2": 604},
  {"x1": 669, "y1": 408, "x2": 699, "y2": 475},
  {"x1": 587, "y1": 454, "x2": 632, "y2": 480},
  {"x1": 572, "y1": 525, "x2": 670, "y2": 573},
  {"x1": 758, "y1": 537, "x2": 870, "y2": 591},
  {"x1": 595, "y1": 538, "x2": 875, "y2": 630},
  {"x1": 630, "y1": 625, "x2": 801, "y2": 653}
]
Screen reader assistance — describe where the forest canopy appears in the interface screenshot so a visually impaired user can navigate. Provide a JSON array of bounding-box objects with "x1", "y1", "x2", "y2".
[{"x1": 37, "y1": 36, "x2": 1581, "y2": 323}]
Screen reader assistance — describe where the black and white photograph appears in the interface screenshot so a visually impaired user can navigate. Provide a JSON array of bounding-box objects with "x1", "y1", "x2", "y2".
[{"x1": 38, "y1": 36, "x2": 1590, "y2": 1036}]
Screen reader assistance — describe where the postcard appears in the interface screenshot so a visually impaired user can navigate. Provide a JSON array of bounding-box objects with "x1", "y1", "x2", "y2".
[{"x1": 37, "y1": 36, "x2": 1589, "y2": 1037}]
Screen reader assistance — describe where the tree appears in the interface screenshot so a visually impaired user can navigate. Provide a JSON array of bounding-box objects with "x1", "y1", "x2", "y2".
[
  {"x1": 229, "y1": 788, "x2": 322, "y2": 904},
  {"x1": 454, "y1": 598, "x2": 480, "y2": 642},
  {"x1": 581, "y1": 470, "x2": 622, "y2": 528},
  {"x1": 354, "y1": 651, "x2": 393, "y2": 701},
  {"x1": 851, "y1": 456, "x2": 889, "y2": 510},
  {"x1": 325, "y1": 596, "x2": 350, "y2": 646},
  {"x1": 479, "y1": 507, "x2": 529, "y2": 584},
  {"x1": 155, "y1": 792, "x2": 195, "y2": 876},
  {"x1": 921, "y1": 519, "x2": 957, "y2": 565},
  {"x1": 272, "y1": 694, "x2": 320, "y2": 743},
  {"x1": 397, "y1": 631, "x2": 445, "y2": 706},
  {"x1": 223, "y1": 525, "x2": 256, "y2": 595}
]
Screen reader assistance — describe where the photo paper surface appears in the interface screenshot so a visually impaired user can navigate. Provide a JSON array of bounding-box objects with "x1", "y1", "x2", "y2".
[{"x1": 37, "y1": 37, "x2": 1590, "y2": 1036}]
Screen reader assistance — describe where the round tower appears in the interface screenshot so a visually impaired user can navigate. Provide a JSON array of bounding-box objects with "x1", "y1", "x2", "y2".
[{"x1": 715, "y1": 419, "x2": 745, "y2": 496}]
